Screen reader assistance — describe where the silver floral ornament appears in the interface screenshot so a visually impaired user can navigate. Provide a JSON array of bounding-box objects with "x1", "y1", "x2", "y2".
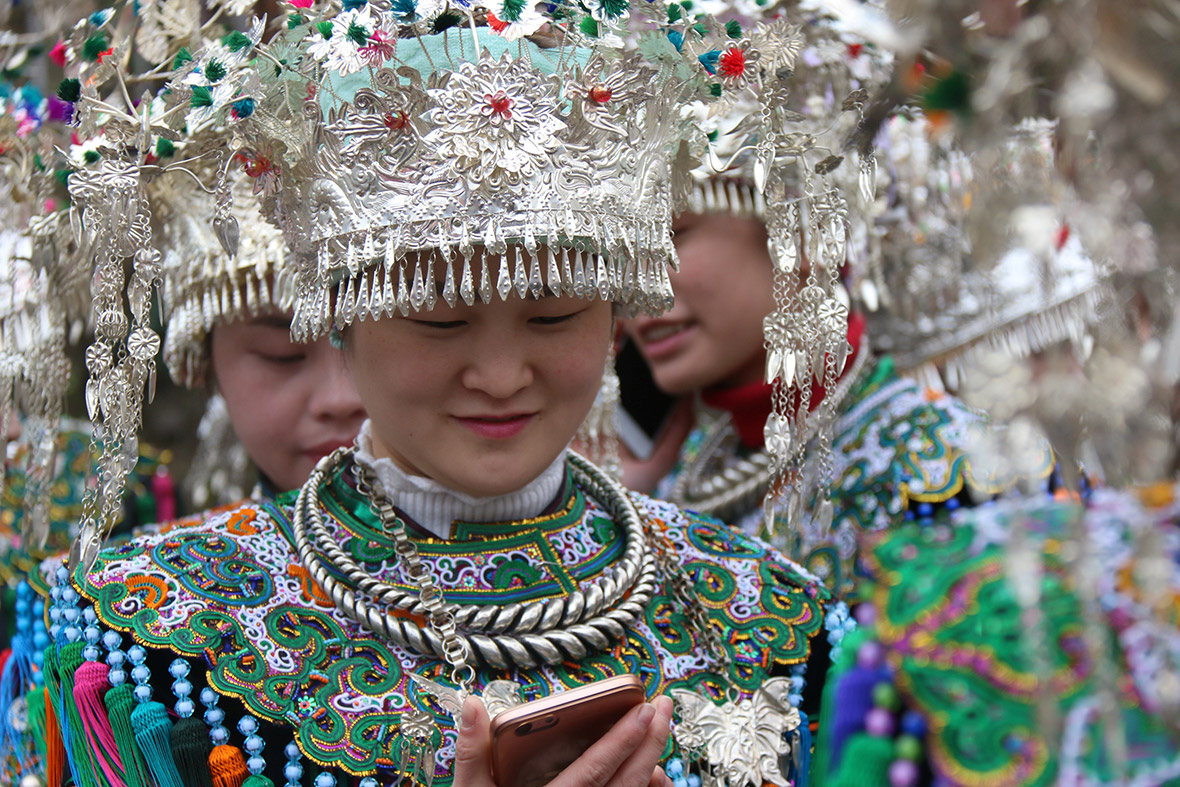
[
  {"x1": 425, "y1": 53, "x2": 565, "y2": 194},
  {"x1": 672, "y1": 677, "x2": 801, "y2": 787}
]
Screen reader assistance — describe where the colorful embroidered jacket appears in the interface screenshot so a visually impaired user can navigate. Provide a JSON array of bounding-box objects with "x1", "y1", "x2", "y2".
[
  {"x1": 815, "y1": 485, "x2": 1180, "y2": 787},
  {"x1": 657, "y1": 356, "x2": 1056, "y2": 598},
  {"x1": 38, "y1": 459, "x2": 830, "y2": 786}
]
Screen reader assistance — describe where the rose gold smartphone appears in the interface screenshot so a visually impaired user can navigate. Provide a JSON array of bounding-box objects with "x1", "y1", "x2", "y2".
[{"x1": 489, "y1": 674, "x2": 646, "y2": 787}]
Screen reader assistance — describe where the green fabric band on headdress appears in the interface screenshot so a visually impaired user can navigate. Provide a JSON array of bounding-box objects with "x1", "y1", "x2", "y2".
[{"x1": 321, "y1": 27, "x2": 591, "y2": 112}]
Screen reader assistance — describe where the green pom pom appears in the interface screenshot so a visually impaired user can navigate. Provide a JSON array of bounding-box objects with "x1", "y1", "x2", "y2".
[
  {"x1": 190, "y1": 85, "x2": 213, "y2": 108},
  {"x1": 81, "y1": 33, "x2": 108, "y2": 62},
  {"x1": 872, "y1": 681, "x2": 900, "y2": 711},
  {"x1": 345, "y1": 21, "x2": 369, "y2": 46},
  {"x1": 172, "y1": 48, "x2": 193, "y2": 69},
  {"x1": 54, "y1": 169, "x2": 71, "y2": 189},
  {"x1": 598, "y1": 0, "x2": 629, "y2": 20},
  {"x1": 56, "y1": 78, "x2": 81, "y2": 103},
  {"x1": 709, "y1": 83, "x2": 722, "y2": 97},
  {"x1": 33, "y1": 153, "x2": 43, "y2": 172},
  {"x1": 288, "y1": 14, "x2": 306, "y2": 29},
  {"x1": 691, "y1": 21, "x2": 707, "y2": 36},
  {"x1": 725, "y1": 19, "x2": 742, "y2": 38},
  {"x1": 83, "y1": 150, "x2": 101, "y2": 164},
  {"x1": 432, "y1": 13, "x2": 461, "y2": 32},
  {"x1": 222, "y1": 31, "x2": 253, "y2": 52},
  {"x1": 155, "y1": 138, "x2": 176, "y2": 159},
  {"x1": 666, "y1": 4, "x2": 682, "y2": 21},
  {"x1": 502, "y1": 0, "x2": 527, "y2": 22},
  {"x1": 315, "y1": 20, "x2": 334, "y2": 38},
  {"x1": 706, "y1": 129, "x2": 718, "y2": 142},
  {"x1": 579, "y1": 16, "x2": 600, "y2": 37},
  {"x1": 204, "y1": 59, "x2": 227, "y2": 83},
  {"x1": 922, "y1": 68, "x2": 972, "y2": 114}
]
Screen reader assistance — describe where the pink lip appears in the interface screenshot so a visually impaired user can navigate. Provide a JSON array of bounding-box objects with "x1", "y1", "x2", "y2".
[
  {"x1": 303, "y1": 440, "x2": 354, "y2": 462},
  {"x1": 635, "y1": 321, "x2": 696, "y2": 361},
  {"x1": 454, "y1": 413, "x2": 535, "y2": 440}
]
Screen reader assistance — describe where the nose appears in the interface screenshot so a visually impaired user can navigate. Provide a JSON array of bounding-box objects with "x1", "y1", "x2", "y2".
[
  {"x1": 459, "y1": 335, "x2": 534, "y2": 400},
  {"x1": 307, "y1": 340, "x2": 367, "y2": 423}
]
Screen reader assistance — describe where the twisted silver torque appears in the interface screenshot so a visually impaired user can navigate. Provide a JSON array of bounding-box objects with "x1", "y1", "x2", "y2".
[{"x1": 292, "y1": 448, "x2": 658, "y2": 670}]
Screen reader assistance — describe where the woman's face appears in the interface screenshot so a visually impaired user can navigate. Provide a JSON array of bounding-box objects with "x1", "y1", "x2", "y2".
[
  {"x1": 624, "y1": 212, "x2": 777, "y2": 395},
  {"x1": 348, "y1": 292, "x2": 613, "y2": 498},
  {"x1": 211, "y1": 312, "x2": 367, "y2": 491}
]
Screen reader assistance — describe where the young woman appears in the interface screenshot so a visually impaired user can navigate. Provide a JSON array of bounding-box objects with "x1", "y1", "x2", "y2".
[
  {"x1": 38, "y1": 5, "x2": 833, "y2": 787},
  {"x1": 622, "y1": 39, "x2": 1057, "y2": 598},
  {"x1": 155, "y1": 170, "x2": 367, "y2": 501}
]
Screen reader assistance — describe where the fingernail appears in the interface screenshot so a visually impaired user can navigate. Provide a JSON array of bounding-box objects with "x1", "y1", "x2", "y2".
[
  {"x1": 461, "y1": 696, "x2": 478, "y2": 732},
  {"x1": 636, "y1": 702, "x2": 655, "y2": 726}
]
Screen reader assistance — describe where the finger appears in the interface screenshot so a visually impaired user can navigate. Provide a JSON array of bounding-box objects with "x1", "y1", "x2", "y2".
[
  {"x1": 453, "y1": 695, "x2": 494, "y2": 787},
  {"x1": 647, "y1": 765, "x2": 668, "y2": 787},
  {"x1": 549, "y1": 701, "x2": 657, "y2": 787},
  {"x1": 603, "y1": 695, "x2": 675, "y2": 787}
]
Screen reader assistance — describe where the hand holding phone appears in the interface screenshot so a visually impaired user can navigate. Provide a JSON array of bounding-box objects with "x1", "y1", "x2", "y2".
[{"x1": 451, "y1": 679, "x2": 675, "y2": 787}]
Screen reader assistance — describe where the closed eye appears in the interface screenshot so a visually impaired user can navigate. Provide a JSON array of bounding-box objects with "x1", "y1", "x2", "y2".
[
  {"x1": 412, "y1": 319, "x2": 466, "y2": 329},
  {"x1": 530, "y1": 313, "x2": 580, "y2": 326}
]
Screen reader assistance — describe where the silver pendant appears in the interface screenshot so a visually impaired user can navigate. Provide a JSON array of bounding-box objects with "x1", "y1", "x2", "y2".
[{"x1": 671, "y1": 677, "x2": 800, "y2": 787}]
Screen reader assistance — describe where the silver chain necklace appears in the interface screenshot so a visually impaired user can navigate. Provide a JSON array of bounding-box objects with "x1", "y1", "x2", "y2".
[{"x1": 667, "y1": 347, "x2": 870, "y2": 519}]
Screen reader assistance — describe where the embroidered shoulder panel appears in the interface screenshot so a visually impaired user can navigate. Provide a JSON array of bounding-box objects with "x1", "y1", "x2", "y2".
[
  {"x1": 859, "y1": 489, "x2": 1180, "y2": 786},
  {"x1": 76, "y1": 471, "x2": 827, "y2": 779},
  {"x1": 660, "y1": 357, "x2": 1055, "y2": 597}
]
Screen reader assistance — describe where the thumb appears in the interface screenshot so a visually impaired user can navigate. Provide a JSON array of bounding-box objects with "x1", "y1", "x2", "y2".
[{"x1": 453, "y1": 695, "x2": 494, "y2": 787}]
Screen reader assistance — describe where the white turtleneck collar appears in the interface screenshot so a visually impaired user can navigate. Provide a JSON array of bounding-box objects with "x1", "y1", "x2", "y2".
[{"x1": 352, "y1": 420, "x2": 568, "y2": 540}]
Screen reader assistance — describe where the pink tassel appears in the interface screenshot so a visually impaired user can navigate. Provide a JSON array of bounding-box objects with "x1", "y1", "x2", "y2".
[
  {"x1": 152, "y1": 470, "x2": 177, "y2": 522},
  {"x1": 73, "y1": 660, "x2": 129, "y2": 787}
]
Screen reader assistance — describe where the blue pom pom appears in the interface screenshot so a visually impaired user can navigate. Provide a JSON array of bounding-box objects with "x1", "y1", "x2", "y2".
[
  {"x1": 666, "y1": 758, "x2": 684, "y2": 778},
  {"x1": 667, "y1": 30, "x2": 684, "y2": 51},
  {"x1": 697, "y1": 49, "x2": 721, "y2": 74}
]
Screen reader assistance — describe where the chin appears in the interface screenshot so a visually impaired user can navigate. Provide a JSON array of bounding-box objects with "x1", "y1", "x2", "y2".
[{"x1": 652, "y1": 363, "x2": 718, "y2": 397}]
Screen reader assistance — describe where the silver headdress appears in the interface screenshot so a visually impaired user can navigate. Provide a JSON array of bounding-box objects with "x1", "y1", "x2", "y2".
[
  {"x1": 154, "y1": 169, "x2": 295, "y2": 389},
  {"x1": 672, "y1": 1, "x2": 892, "y2": 534},
  {"x1": 187, "y1": 7, "x2": 715, "y2": 339},
  {"x1": 0, "y1": 83, "x2": 84, "y2": 548},
  {"x1": 57, "y1": 3, "x2": 266, "y2": 569}
]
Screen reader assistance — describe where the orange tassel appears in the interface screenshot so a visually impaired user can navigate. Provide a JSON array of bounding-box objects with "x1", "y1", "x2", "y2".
[
  {"x1": 45, "y1": 689, "x2": 65, "y2": 787},
  {"x1": 209, "y1": 744, "x2": 250, "y2": 787}
]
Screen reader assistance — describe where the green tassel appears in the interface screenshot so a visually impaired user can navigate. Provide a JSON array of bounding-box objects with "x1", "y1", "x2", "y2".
[
  {"x1": 242, "y1": 777, "x2": 275, "y2": 787},
  {"x1": 221, "y1": 31, "x2": 252, "y2": 52},
  {"x1": 27, "y1": 684, "x2": 47, "y2": 762},
  {"x1": 171, "y1": 715, "x2": 214, "y2": 787},
  {"x1": 131, "y1": 701, "x2": 185, "y2": 787},
  {"x1": 81, "y1": 33, "x2": 108, "y2": 62},
  {"x1": 56, "y1": 78, "x2": 81, "y2": 103},
  {"x1": 829, "y1": 734, "x2": 894, "y2": 787},
  {"x1": 57, "y1": 642, "x2": 103, "y2": 787},
  {"x1": 105, "y1": 684, "x2": 150, "y2": 787}
]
